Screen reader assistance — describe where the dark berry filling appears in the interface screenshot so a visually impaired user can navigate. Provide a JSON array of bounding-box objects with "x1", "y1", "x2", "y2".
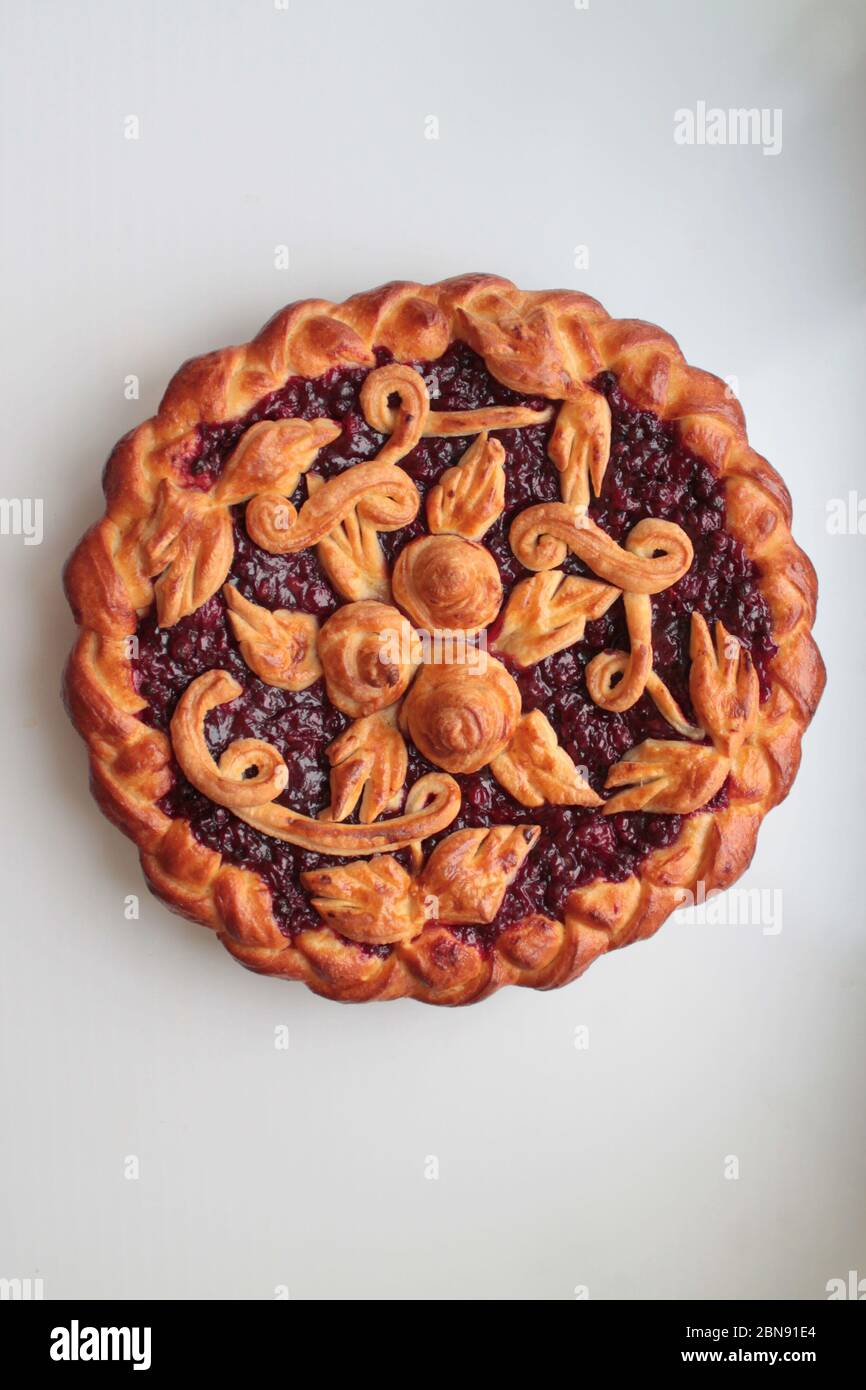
[{"x1": 134, "y1": 343, "x2": 775, "y2": 951}]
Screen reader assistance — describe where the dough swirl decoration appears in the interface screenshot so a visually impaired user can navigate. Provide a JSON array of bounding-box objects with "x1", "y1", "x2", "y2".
[
  {"x1": 392, "y1": 534, "x2": 502, "y2": 635},
  {"x1": 317, "y1": 600, "x2": 422, "y2": 718},
  {"x1": 399, "y1": 657, "x2": 522, "y2": 775}
]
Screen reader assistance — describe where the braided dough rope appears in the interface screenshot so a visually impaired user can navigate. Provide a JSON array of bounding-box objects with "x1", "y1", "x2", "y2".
[{"x1": 64, "y1": 275, "x2": 825, "y2": 1004}]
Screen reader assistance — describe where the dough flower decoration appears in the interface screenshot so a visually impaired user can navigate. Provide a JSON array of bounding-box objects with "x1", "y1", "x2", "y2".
[{"x1": 164, "y1": 362, "x2": 733, "y2": 946}]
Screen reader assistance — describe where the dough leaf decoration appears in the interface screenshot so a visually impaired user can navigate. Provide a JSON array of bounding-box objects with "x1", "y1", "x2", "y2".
[
  {"x1": 301, "y1": 856, "x2": 426, "y2": 945},
  {"x1": 143, "y1": 483, "x2": 235, "y2": 629},
  {"x1": 223, "y1": 585, "x2": 321, "y2": 691},
  {"x1": 548, "y1": 387, "x2": 612, "y2": 508},
  {"x1": 603, "y1": 739, "x2": 729, "y2": 815},
  {"x1": 689, "y1": 613, "x2": 759, "y2": 758},
  {"x1": 307, "y1": 472, "x2": 390, "y2": 603},
  {"x1": 490, "y1": 711, "x2": 602, "y2": 808},
  {"x1": 426, "y1": 432, "x2": 506, "y2": 540},
  {"x1": 216, "y1": 419, "x2": 342, "y2": 504},
  {"x1": 321, "y1": 711, "x2": 407, "y2": 824},
  {"x1": 417, "y1": 825, "x2": 541, "y2": 925},
  {"x1": 140, "y1": 418, "x2": 340, "y2": 627},
  {"x1": 492, "y1": 569, "x2": 619, "y2": 666}
]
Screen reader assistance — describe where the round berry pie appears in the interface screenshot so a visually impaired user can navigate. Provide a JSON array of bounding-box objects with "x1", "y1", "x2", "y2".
[{"x1": 64, "y1": 276, "x2": 825, "y2": 1004}]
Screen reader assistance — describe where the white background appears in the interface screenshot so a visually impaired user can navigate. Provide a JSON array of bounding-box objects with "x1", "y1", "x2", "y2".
[{"x1": 1, "y1": 0, "x2": 864, "y2": 1301}]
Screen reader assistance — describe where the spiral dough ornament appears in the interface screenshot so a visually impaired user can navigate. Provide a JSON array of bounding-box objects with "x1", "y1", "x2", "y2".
[
  {"x1": 392, "y1": 534, "x2": 503, "y2": 635},
  {"x1": 509, "y1": 507, "x2": 693, "y2": 594},
  {"x1": 400, "y1": 657, "x2": 521, "y2": 774},
  {"x1": 245, "y1": 460, "x2": 420, "y2": 555},
  {"x1": 317, "y1": 601, "x2": 422, "y2": 718}
]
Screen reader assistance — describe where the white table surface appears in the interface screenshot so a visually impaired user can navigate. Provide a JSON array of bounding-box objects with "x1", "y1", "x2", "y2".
[{"x1": 1, "y1": 0, "x2": 864, "y2": 1300}]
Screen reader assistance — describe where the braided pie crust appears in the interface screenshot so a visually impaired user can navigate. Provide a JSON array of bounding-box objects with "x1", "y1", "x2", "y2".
[{"x1": 63, "y1": 275, "x2": 825, "y2": 1004}]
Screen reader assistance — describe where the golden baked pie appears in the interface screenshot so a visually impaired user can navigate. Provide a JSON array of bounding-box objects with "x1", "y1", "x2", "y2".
[{"x1": 64, "y1": 276, "x2": 825, "y2": 1003}]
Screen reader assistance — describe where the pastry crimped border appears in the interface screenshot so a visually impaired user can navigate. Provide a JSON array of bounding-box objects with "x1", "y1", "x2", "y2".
[{"x1": 63, "y1": 275, "x2": 825, "y2": 1005}]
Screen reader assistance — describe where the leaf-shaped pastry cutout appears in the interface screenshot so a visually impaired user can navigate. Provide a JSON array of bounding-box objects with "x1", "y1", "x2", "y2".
[
  {"x1": 139, "y1": 419, "x2": 340, "y2": 628},
  {"x1": 426, "y1": 433, "x2": 505, "y2": 540},
  {"x1": 418, "y1": 824, "x2": 541, "y2": 925},
  {"x1": 548, "y1": 387, "x2": 612, "y2": 508},
  {"x1": 457, "y1": 304, "x2": 567, "y2": 396},
  {"x1": 142, "y1": 481, "x2": 234, "y2": 627},
  {"x1": 215, "y1": 418, "x2": 341, "y2": 505},
  {"x1": 301, "y1": 855, "x2": 425, "y2": 945},
  {"x1": 223, "y1": 585, "x2": 321, "y2": 690},
  {"x1": 689, "y1": 614, "x2": 759, "y2": 758},
  {"x1": 321, "y1": 711, "x2": 407, "y2": 823},
  {"x1": 603, "y1": 739, "x2": 730, "y2": 815},
  {"x1": 491, "y1": 570, "x2": 619, "y2": 666},
  {"x1": 306, "y1": 473, "x2": 390, "y2": 602},
  {"x1": 490, "y1": 711, "x2": 602, "y2": 808}
]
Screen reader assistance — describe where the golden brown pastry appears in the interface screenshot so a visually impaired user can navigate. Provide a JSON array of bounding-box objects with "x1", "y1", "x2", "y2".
[
  {"x1": 492, "y1": 569, "x2": 619, "y2": 666},
  {"x1": 169, "y1": 670, "x2": 460, "y2": 854},
  {"x1": 320, "y1": 711, "x2": 407, "y2": 824},
  {"x1": 399, "y1": 656, "x2": 521, "y2": 774},
  {"x1": 426, "y1": 432, "x2": 506, "y2": 540},
  {"x1": 245, "y1": 459, "x2": 420, "y2": 556},
  {"x1": 490, "y1": 711, "x2": 602, "y2": 807},
  {"x1": 302, "y1": 857, "x2": 426, "y2": 945},
  {"x1": 306, "y1": 473, "x2": 390, "y2": 603},
  {"x1": 689, "y1": 613, "x2": 759, "y2": 758},
  {"x1": 547, "y1": 385, "x2": 612, "y2": 508},
  {"x1": 391, "y1": 534, "x2": 502, "y2": 635},
  {"x1": 140, "y1": 417, "x2": 341, "y2": 626},
  {"x1": 603, "y1": 739, "x2": 730, "y2": 815},
  {"x1": 223, "y1": 585, "x2": 321, "y2": 691},
  {"x1": 510, "y1": 508, "x2": 694, "y2": 592},
  {"x1": 317, "y1": 600, "x2": 421, "y2": 718},
  {"x1": 360, "y1": 362, "x2": 552, "y2": 439},
  {"x1": 417, "y1": 826, "x2": 541, "y2": 925}
]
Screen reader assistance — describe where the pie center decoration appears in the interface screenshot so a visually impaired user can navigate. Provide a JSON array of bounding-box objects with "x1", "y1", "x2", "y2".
[{"x1": 155, "y1": 361, "x2": 742, "y2": 946}]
